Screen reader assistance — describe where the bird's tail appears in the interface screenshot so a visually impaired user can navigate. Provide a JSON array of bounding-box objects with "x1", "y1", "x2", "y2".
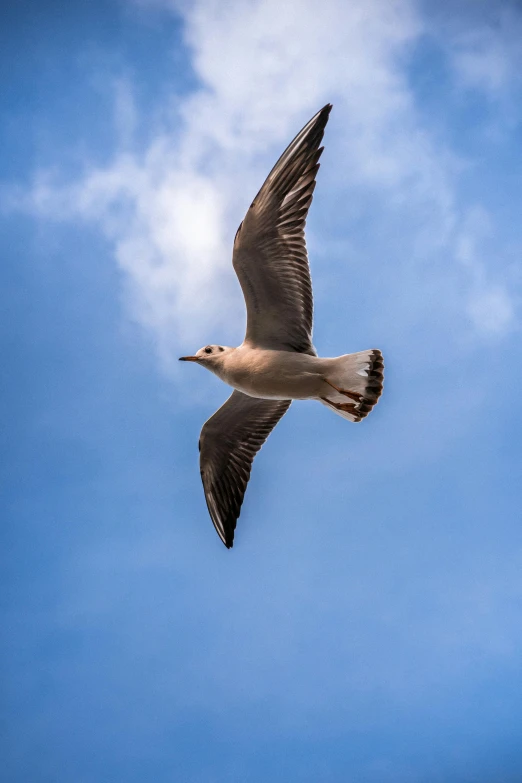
[{"x1": 319, "y1": 349, "x2": 384, "y2": 422}]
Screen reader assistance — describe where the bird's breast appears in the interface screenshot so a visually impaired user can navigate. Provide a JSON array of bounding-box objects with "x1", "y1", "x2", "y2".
[{"x1": 219, "y1": 349, "x2": 323, "y2": 400}]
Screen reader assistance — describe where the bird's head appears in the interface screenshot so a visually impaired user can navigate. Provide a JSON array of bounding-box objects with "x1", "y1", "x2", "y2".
[{"x1": 179, "y1": 344, "x2": 232, "y2": 367}]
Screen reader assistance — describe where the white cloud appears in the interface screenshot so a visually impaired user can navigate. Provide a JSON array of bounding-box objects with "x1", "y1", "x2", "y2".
[
  {"x1": 467, "y1": 286, "x2": 515, "y2": 335},
  {"x1": 455, "y1": 205, "x2": 516, "y2": 337},
  {"x1": 113, "y1": 77, "x2": 139, "y2": 149},
  {"x1": 5, "y1": 0, "x2": 520, "y2": 370},
  {"x1": 447, "y1": 5, "x2": 522, "y2": 98}
]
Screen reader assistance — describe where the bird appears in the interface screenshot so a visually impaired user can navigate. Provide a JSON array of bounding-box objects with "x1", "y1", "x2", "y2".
[{"x1": 180, "y1": 103, "x2": 384, "y2": 548}]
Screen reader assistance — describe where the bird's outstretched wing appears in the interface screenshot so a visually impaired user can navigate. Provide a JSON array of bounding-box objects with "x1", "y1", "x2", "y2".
[
  {"x1": 199, "y1": 391, "x2": 291, "y2": 548},
  {"x1": 233, "y1": 104, "x2": 332, "y2": 355}
]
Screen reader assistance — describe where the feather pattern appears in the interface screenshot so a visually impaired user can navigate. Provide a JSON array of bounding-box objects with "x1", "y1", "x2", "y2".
[
  {"x1": 199, "y1": 390, "x2": 291, "y2": 548},
  {"x1": 233, "y1": 104, "x2": 332, "y2": 355}
]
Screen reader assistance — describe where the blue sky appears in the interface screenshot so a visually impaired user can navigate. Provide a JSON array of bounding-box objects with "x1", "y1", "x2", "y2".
[{"x1": 2, "y1": 1, "x2": 522, "y2": 781}]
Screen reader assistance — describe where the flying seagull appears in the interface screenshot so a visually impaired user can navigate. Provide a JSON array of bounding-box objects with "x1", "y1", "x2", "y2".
[{"x1": 180, "y1": 104, "x2": 384, "y2": 548}]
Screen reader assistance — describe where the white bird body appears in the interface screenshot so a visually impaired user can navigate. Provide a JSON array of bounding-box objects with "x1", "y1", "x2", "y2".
[
  {"x1": 196, "y1": 345, "x2": 380, "y2": 404},
  {"x1": 180, "y1": 104, "x2": 384, "y2": 548},
  {"x1": 206, "y1": 346, "x2": 323, "y2": 400}
]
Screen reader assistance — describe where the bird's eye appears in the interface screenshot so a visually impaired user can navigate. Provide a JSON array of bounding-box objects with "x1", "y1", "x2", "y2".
[
  {"x1": 218, "y1": 346, "x2": 224, "y2": 352},
  {"x1": 204, "y1": 346, "x2": 212, "y2": 354}
]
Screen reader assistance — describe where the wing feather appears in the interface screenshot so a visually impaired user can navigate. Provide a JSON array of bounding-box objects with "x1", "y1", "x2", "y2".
[
  {"x1": 233, "y1": 104, "x2": 332, "y2": 355},
  {"x1": 199, "y1": 391, "x2": 291, "y2": 548}
]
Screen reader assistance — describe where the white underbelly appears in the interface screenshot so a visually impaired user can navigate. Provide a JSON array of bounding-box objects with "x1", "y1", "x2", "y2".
[{"x1": 221, "y1": 350, "x2": 325, "y2": 400}]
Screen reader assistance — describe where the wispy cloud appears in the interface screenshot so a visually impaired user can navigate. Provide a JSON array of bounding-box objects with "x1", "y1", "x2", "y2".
[
  {"x1": 446, "y1": 4, "x2": 522, "y2": 98},
  {"x1": 113, "y1": 77, "x2": 139, "y2": 149},
  {"x1": 455, "y1": 206, "x2": 516, "y2": 336},
  {"x1": 4, "y1": 0, "x2": 520, "y2": 370}
]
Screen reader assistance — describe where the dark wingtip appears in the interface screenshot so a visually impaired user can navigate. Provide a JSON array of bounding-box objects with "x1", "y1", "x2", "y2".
[
  {"x1": 320, "y1": 103, "x2": 333, "y2": 118},
  {"x1": 314, "y1": 104, "x2": 332, "y2": 134},
  {"x1": 309, "y1": 104, "x2": 332, "y2": 131}
]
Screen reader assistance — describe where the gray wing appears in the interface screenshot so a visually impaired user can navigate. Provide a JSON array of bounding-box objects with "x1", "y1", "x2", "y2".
[
  {"x1": 199, "y1": 391, "x2": 291, "y2": 548},
  {"x1": 233, "y1": 104, "x2": 332, "y2": 355}
]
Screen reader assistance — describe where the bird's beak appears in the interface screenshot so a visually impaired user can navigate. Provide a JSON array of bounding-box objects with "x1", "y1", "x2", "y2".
[{"x1": 179, "y1": 356, "x2": 198, "y2": 362}]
